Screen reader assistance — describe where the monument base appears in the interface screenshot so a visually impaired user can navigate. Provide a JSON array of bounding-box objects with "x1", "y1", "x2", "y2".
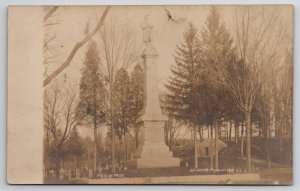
[{"x1": 137, "y1": 121, "x2": 180, "y2": 168}]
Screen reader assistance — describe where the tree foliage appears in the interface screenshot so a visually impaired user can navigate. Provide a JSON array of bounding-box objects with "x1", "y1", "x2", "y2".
[
  {"x1": 76, "y1": 41, "x2": 108, "y2": 124},
  {"x1": 65, "y1": 127, "x2": 85, "y2": 157},
  {"x1": 129, "y1": 64, "x2": 144, "y2": 124},
  {"x1": 76, "y1": 40, "x2": 108, "y2": 176},
  {"x1": 161, "y1": 23, "x2": 202, "y2": 125},
  {"x1": 113, "y1": 68, "x2": 131, "y2": 139}
]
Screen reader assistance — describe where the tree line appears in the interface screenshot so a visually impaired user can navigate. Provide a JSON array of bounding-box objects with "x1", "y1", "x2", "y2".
[{"x1": 161, "y1": 6, "x2": 292, "y2": 172}]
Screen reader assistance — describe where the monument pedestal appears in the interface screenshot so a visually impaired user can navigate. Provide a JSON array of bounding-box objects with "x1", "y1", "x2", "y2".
[{"x1": 137, "y1": 121, "x2": 180, "y2": 168}]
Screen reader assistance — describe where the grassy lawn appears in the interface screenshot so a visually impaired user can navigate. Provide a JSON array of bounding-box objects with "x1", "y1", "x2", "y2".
[{"x1": 44, "y1": 137, "x2": 292, "y2": 183}]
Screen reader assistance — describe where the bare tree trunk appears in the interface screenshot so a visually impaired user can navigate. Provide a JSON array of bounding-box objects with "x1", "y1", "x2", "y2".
[
  {"x1": 241, "y1": 121, "x2": 244, "y2": 137},
  {"x1": 134, "y1": 125, "x2": 139, "y2": 149},
  {"x1": 279, "y1": 121, "x2": 283, "y2": 151},
  {"x1": 268, "y1": 122, "x2": 271, "y2": 138},
  {"x1": 235, "y1": 121, "x2": 238, "y2": 145},
  {"x1": 224, "y1": 124, "x2": 227, "y2": 141},
  {"x1": 164, "y1": 124, "x2": 169, "y2": 146},
  {"x1": 55, "y1": 148, "x2": 61, "y2": 182},
  {"x1": 198, "y1": 126, "x2": 202, "y2": 141},
  {"x1": 250, "y1": 121, "x2": 253, "y2": 139},
  {"x1": 93, "y1": 124, "x2": 97, "y2": 176},
  {"x1": 215, "y1": 123, "x2": 219, "y2": 170},
  {"x1": 208, "y1": 126, "x2": 210, "y2": 138},
  {"x1": 110, "y1": 122, "x2": 115, "y2": 173},
  {"x1": 109, "y1": 85, "x2": 116, "y2": 173},
  {"x1": 219, "y1": 123, "x2": 222, "y2": 139},
  {"x1": 241, "y1": 122, "x2": 244, "y2": 159},
  {"x1": 229, "y1": 121, "x2": 232, "y2": 142},
  {"x1": 262, "y1": 119, "x2": 271, "y2": 168},
  {"x1": 194, "y1": 125, "x2": 198, "y2": 169},
  {"x1": 258, "y1": 121, "x2": 262, "y2": 137},
  {"x1": 226, "y1": 122, "x2": 229, "y2": 141},
  {"x1": 74, "y1": 156, "x2": 77, "y2": 169},
  {"x1": 245, "y1": 111, "x2": 252, "y2": 173},
  {"x1": 111, "y1": 123, "x2": 115, "y2": 173},
  {"x1": 124, "y1": 127, "x2": 128, "y2": 168},
  {"x1": 86, "y1": 152, "x2": 89, "y2": 176},
  {"x1": 210, "y1": 124, "x2": 213, "y2": 169},
  {"x1": 44, "y1": 129, "x2": 49, "y2": 178},
  {"x1": 266, "y1": 135, "x2": 271, "y2": 168}
]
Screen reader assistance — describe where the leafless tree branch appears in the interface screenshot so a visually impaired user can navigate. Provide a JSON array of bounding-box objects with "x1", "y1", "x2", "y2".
[
  {"x1": 44, "y1": 6, "x2": 59, "y2": 22},
  {"x1": 43, "y1": 6, "x2": 111, "y2": 86}
]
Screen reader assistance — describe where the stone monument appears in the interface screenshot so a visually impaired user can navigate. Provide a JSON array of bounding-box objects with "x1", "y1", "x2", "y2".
[{"x1": 136, "y1": 15, "x2": 180, "y2": 168}]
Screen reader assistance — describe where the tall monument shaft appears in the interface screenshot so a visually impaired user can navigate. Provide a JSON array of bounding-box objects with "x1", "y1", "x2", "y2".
[
  {"x1": 141, "y1": 47, "x2": 165, "y2": 121},
  {"x1": 136, "y1": 45, "x2": 180, "y2": 168}
]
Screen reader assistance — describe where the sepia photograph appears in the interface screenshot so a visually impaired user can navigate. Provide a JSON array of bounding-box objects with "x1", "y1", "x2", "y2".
[{"x1": 7, "y1": 5, "x2": 293, "y2": 185}]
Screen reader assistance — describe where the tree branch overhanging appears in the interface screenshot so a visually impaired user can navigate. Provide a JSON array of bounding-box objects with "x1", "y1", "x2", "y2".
[
  {"x1": 43, "y1": 6, "x2": 111, "y2": 87},
  {"x1": 44, "y1": 6, "x2": 59, "y2": 22}
]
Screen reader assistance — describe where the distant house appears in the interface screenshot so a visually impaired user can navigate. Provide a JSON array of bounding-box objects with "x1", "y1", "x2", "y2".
[{"x1": 198, "y1": 138, "x2": 227, "y2": 157}]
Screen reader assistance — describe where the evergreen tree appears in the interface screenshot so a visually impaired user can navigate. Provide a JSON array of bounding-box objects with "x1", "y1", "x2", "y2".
[
  {"x1": 161, "y1": 23, "x2": 202, "y2": 168},
  {"x1": 201, "y1": 7, "x2": 233, "y2": 60},
  {"x1": 65, "y1": 127, "x2": 84, "y2": 168},
  {"x1": 76, "y1": 40, "x2": 108, "y2": 176},
  {"x1": 112, "y1": 68, "x2": 131, "y2": 166},
  {"x1": 113, "y1": 68, "x2": 131, "y2": 138},
  {"x1": 200, "y1": 6, "x2": 235, "y2": 169},
  {"x1": 129, "y1": 64, "x2": 144, "y2": 149}
]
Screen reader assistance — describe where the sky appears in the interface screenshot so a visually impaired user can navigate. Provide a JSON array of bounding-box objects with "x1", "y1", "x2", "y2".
[
  {"x1": 47, "y1": 6, "x2": 211, "y2": 85},
  {"x1": 47, "y1": 5, "x2": 292, "y2": 86}
]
